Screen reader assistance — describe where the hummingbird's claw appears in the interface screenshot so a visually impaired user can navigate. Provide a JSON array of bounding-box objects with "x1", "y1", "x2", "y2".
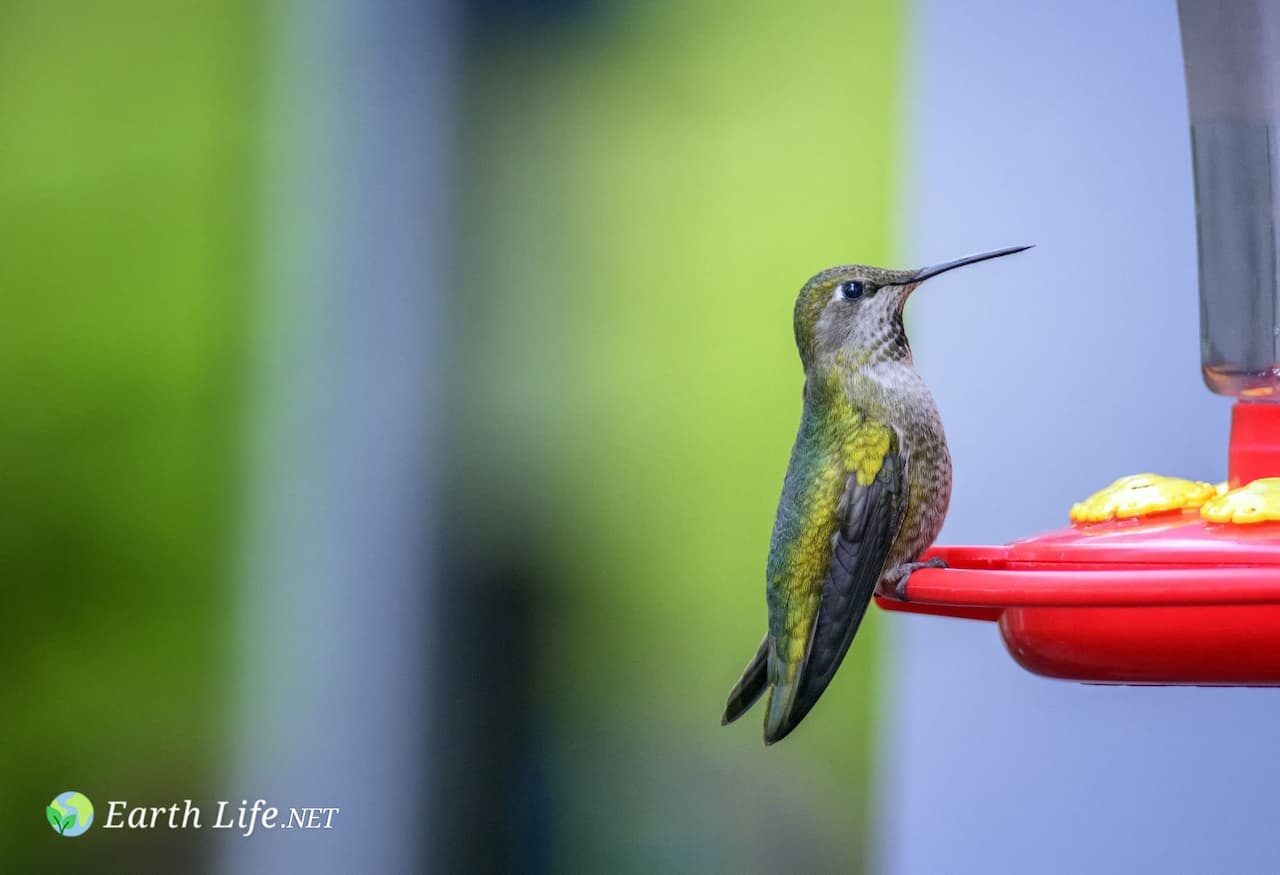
[{"x1": 888, "y1": 556, "x2": 947, "y2": 601}]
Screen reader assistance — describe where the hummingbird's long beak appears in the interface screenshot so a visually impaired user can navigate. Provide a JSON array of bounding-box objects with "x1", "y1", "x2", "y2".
[{"x1": 911, "y1": 245, "x2": 1032, "y2": 283}]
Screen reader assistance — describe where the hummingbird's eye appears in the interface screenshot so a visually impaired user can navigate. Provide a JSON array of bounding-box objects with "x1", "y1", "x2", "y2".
[{"x1": 839, "y1": 280, "x2": 865, "y2": 300}]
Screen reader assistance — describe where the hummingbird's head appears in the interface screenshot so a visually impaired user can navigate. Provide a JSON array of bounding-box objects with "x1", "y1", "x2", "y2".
[{"x1": 793, "y1": 246, "x2": 1031, "y2": 369}]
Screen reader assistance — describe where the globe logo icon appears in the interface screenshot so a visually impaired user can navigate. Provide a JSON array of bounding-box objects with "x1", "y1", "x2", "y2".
[{"x1": 47, "y1": 791, "x2": 93, "y2": 837}]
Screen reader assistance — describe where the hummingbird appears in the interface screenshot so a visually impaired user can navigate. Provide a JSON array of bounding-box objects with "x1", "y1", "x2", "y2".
[{"x1": 722, "y1": 245, "x2": 1031, "y2": 745}]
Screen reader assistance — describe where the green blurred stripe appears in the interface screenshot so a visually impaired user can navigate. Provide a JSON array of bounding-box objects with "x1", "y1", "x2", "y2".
[
  {"x1": 0, "y1": 2, "x2": 260, "y2": 868},
  {"x1": 457, "y1": 1, "x2": 903, "y2": 871}
]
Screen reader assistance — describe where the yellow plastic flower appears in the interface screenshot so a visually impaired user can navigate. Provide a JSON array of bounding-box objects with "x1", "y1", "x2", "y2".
[
  {"x1": 1200, "y1": 478, "x2": 1280, "y2": 524},
  {"x1": 1069, "y1": 473, "x2": 1218, "y2": 524}
]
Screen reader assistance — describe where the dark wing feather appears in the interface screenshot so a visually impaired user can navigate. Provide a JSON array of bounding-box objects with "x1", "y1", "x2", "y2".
[
  {"x1": 763, "y1": 435, "x2": 907, "y2": 744},
  {"x1": 721, "y1": 635, "x2": 768, "y2": 725}
]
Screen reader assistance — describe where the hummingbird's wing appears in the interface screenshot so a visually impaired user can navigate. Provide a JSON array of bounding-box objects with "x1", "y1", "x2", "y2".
[{"x1": 763, "y1": 429, "x2": 906, "y2": 745}]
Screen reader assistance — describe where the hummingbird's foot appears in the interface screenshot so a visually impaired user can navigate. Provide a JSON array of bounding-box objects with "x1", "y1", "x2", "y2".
[{"x1": 886, "y1": 557, "x2": 947, "y2": 601}]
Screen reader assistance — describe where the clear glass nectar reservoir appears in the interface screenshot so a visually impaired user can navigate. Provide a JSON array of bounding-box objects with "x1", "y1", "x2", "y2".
[{"x1": 1180, "y1": 0, "x2": 1280, "y2": 398}]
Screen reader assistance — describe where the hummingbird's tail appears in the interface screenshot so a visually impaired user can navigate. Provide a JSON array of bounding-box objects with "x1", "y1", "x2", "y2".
[{"x1": 721, "y1": 636, "x2": 769, "y2": 725}]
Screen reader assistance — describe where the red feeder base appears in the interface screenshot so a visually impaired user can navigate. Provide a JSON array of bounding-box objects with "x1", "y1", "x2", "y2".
[
  {"x1": 875, "y1": 402, "x2": 1280, "y2": 686},
  {"x1": 877, "y1": 528, "x2": 1280, "y2": 685}
]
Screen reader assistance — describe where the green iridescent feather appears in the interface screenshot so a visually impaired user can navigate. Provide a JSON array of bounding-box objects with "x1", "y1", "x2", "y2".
[{"x1": 762, "y1": 370, "x2": 896, "y2": 740}]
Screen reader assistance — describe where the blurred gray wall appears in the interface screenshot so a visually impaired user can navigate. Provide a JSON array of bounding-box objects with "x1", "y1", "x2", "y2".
[
  {"x1": 224, "y1": 1, "x2": 452, "y2": 872},
  {"x1": 876, "y1": 3, "x2": 1280, "y2": 874}
]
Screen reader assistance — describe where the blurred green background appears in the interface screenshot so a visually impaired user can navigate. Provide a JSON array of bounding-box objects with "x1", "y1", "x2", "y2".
[
  {"x1": 2, "y1": 0, "x2": 900, "y2": 870},
  {"x1": 1, "y1": 1, "x2": 258, "y2": 869},
  {"x1": 449, "y1": 1, "x2": 900, "y2": 870}
]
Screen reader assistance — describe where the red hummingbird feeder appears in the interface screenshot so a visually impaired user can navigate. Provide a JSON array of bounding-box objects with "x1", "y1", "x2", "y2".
[{"x1": 878, "y1": 0, "x2": 1280, "y2": 686}]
